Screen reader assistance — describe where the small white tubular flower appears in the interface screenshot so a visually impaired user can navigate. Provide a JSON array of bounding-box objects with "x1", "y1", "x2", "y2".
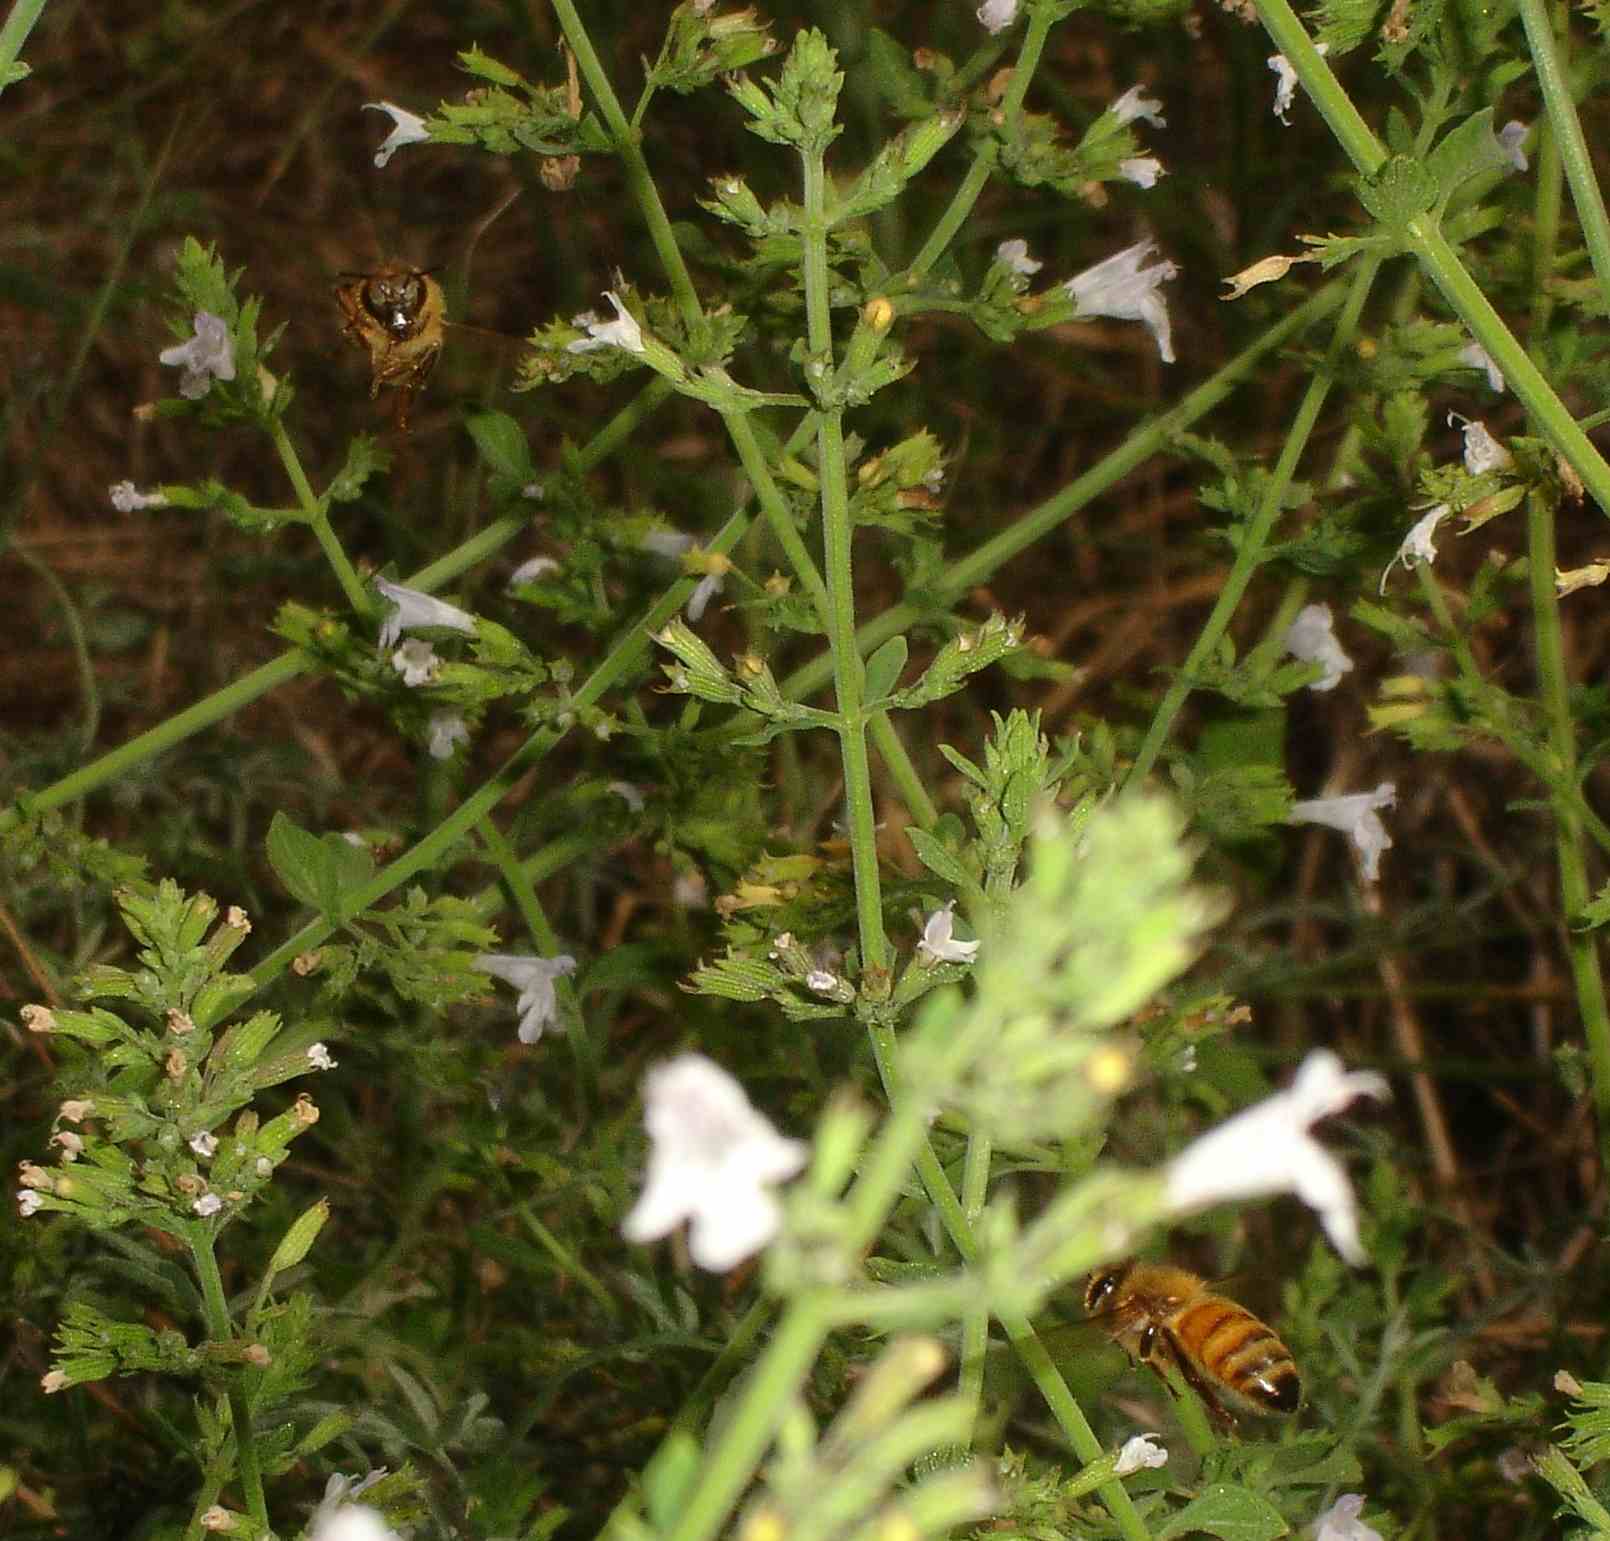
[
  {"x1": 686, "y1": 571, "x2": 725, "y2": 622},
  {"x1": 478, "y1": 952, "x2": 578, "y2": 1043},
  {"x1": 159, "y1": 311, "x2": 236, "y2": 399},
  {"x1": 567, "y1": 291, "x2": 645, "y2": 355},
  {"x1": 318, "y1": 1471, "x2": 389, "y2": 1514},
  {"x1": 1110, "y1": 85, "x2": 1166, "y2": 128},
  {"x1": 363, "y1": 102, "x2": 430, "y2": 169},
  {"x1": 110, "y1": 481, "x2": 168, "y2": 512},
  {"x1": 1119, "y1": 157, "x2": 1165, "y2": 188},
  {"x1": 1460, "y1": 340, "x2": 1506, "y2": 392},
  {"x1": 608, "y1": 780, "x2": 646, "y2": 812},
  {"x1": 918, "y1": 901, "x2": 980, "y2": 964},
  {"x1": 977, "y1": 0, "x2": 1019, "y2": 33},
  {"x1": 508, "y1": 556, "x2": 560, "y2": 588},
  {"x1": 1114, "y1": 1434, "x2": 1168, "y2": 1475},
  {"x1": 1289, "y1": 781, "x2": 1396, "y2": 883},
  {"x1": 1379, "y1": 505, "x2": 1449, "y2": 593},
  {"x1": 373, "y1": 577, "x2": 477, "y2": 650},
  {"x1": 1451, "y1": 413, "x2": 1512, "y2": 474},
  {"x1": 391, "y1": 638, "x2": 440, "y2": 687},
  {"x1": 1283, "y1": 602, "x2": 1354, "y2": 692},
  {"x1": 1268, "y1": 42, "x2": 1327, "y2": 124},
  {"x1": 1498, "y1": 119, "x2": 1529, "y2": 173},
  {"x1": 193, "y1": 1193, "x2": 223, "y2": 1217},
  {"x1": 427, "y1": 710, "x2": 470, "y2": 760},
  {"x1": 622, "y1": 1053, "x2": 808, "y2": 1271},
  {"x1": 18, "y1": 1190, "x2": 43, "y2": 1217},
  {"x1": 1166, "y1": 1049, "x2": 1390, "y2": 1264},
  {"x1": 308, "y1": 1043, "x2": 337, "y2": 1071},
  {"x1": 310, "y1": 1504, "x2": 402, "y2": 1541},
  {"x1": 1065, "y1": 239, "x2": 1180, "y2": 363},
  {"x1": 996, "y1": 238, "x2": 1043, "y2": 277},
  {"x1": 642, "y1": 529, "x2": 696, "y2": 559},
  {"x1": 189, "y1": 1131, "x2": 218, "y2": 1159},
  {"x1": 1314, "y1": 1494, "x2": 1385, "y2": 1541}
]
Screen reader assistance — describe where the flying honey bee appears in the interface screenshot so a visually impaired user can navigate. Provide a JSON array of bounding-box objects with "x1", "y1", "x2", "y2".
[
  {"x1": 1084, "y1": 1261, "x2": 1300, "y2": 1425},
  {"x1": 335, "y1": 264, "x2": 447, "y2": 432}
]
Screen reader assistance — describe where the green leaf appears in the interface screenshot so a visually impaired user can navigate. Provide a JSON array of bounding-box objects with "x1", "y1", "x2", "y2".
[
  {"x1": 906, "y1": 827, "x2": 976, "y2": 891},
  {"x1": 1155, "y1": 1483, "x2": 1290, "y2": 1541},
  {"x1": 265, "y1": 813, "x2": 376, "y2": 920},
  {"x1": 864, "y1": 636, "x2": 909, "y2": 703},
  {"x1": 466, "y1": 410, "x2": 535, "y2": 496},
  {"x1": 1425, "y1": 108, "x2": 1511, "y2": 205},
  {"x1": 642, "y1": 1430, "x2": 702, "y2": 1532},
  {"x1": 1358, "y1": 155, "x2": 1437, "y2": 230}
]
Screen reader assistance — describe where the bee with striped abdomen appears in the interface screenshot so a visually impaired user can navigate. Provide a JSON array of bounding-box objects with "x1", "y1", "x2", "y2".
[{"x1": 1084, "y1": 1261, "x2": 1301, "y2": 1425}]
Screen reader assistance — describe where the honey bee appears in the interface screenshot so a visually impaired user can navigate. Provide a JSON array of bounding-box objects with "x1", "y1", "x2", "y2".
[
  {"x1": 1084, "y1": 1261, "x2": 1300, "y2": 1425},
  {"x1": 335, "y1": 264, "x2": 447, "y2": 431}
]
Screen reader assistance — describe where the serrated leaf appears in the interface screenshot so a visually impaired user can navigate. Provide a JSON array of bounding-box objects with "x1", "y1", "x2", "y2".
[
  {"x1": 864, "y1": 635, "x2": 909, "y2": 703},
  {"x1": 1358, "y1": 156, "x2": 1437, "y2": 230},
  {"x1": 1155, "y1": 1483, "x2": 1289, "y2": 1541},
  {"x1": 265, "y1": 813, "x2": 376, "y2": 920},
  {"x1": 906, "y1": 828, "x2": 974, "y2": 890}
]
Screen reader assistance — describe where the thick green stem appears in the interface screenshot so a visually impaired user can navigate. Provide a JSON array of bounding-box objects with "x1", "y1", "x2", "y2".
[
  {"x1": 189, "y1": 1231, "x2": 267, "y2": 1529},
  {"x1": 1526, "y1": 490, "x2": 1610, "y2": 1162},
  {"x1": 1126, "y1": 254, "x2": 1383, "y2": 786},
  {"x1": 1517, "y1": 0, "x2": 1610, "y2": 307},
  {"x1": 0, "y1": 0, "x2": 47, "y2": 102}
]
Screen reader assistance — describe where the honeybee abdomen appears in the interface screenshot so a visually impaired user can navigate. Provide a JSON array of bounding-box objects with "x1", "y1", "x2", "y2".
[{"x1": 1174, "y1": 1298, "x2": 1301, "y2": 1415}]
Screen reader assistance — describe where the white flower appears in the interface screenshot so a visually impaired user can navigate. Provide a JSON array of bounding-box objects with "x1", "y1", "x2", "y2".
[
  {"x1": 622, "y1": 1053, "x2": 807, "y2": 1271},
  {"x1": 1114, "y1": 1434, "x2": 1168, "y2": 1475},
  {"x1": 1450, "y1": 412, "x2": 1512, "y2": 474},
  {"x1": 1268, "y1": 44, "x2": 1326, "y2": 124},
  {"x1": 427, "y1": 710, "x2": 470, "y2": 760},
  {"x1": 1460, "y1": 340, "x2": 1506, "y2": 392},
  {"x1": 805, "y1": 968, "x2": 841, "y2": 994},
  {"x1": 1110, "y1": 85, "x2": 1166, "y2": 128},
  {"x1": 1289, "y1": 781, "x2": 1396, "y2": 882},
  {"x1": 1313, "y1": 1494, "x2": 1384, "y2": 1541},
  {"x1": 110, "y1": 481, "x2": 168, "y2": 512},
  {"x1": 255, "y1": 1156, "x2": 274, "y2": 1178},
  {"x1": 508, "y1": 556, "x2": 560, "y2": 589},
  {"x1": 373, "y1": 577, "x2": 477, "y2": 649},
  {"x1": 687, "y1": 571, "x2": 725, "y2": 622},
  {"x1": 1284, "y1": 602, "x2": 1354, "y2": 692},
  {"x1": 391, "y1": 638, "x2": 440, "y2": 687},
  {"x1": 159, "y1": 311, "x2": 236, "y2": 399},
  {"x1": 996, "y1": 238, "x2": 1043, "y2": 277},
  {"x1": 18, "y1": 1190, "x2": 42, "y2": 1217},
  {"x1": 363, "y1": 102, "x2": 429, "y2": 169},
  {"x1": 1379, "y1": 504, "x2": 1450, "y2": 593},
  {"x1": 308, "y1": 1043, "x2": 337, "y2": 1071},
  {"x1": 642, "y1": 529, "x2": 696, "y2": 559},
  {"x1": 977, "y1": 0, "x2": 1019, "y2": 33},
  {"x1": 1118, "y1": 157, "x2": 1165, "y2": 188},
  {"x1": 317, "y1": 1471, "x2": 389, "y2": 1516},
  {"x1": 310, "y1": 1504, "x2": 402, "y2": 1541},
  {"x1": 189, "y1": 1131, "x2": 218, "y2": 1159},
  {"x1": 918, "y1": 901, "x2": 980, "y2": 964},
  {"x1": 1166, "y1": 1049, "x2": 1390, "y2": 1264},
  {"x1": 567, "y1": 291, "x2": 645, "y2": 355},
  {"x1": 609, "y1": 781, "x2": 646, "y2": 812},
  {"x1": 1065, "y1": 239, "x2": 1180, "y2": 364},
  {"x1": 51, "y1": 1131, "x2": 83, "y2": 1161},
  {"x1": 478, "y1": 952, "x2": 578, "y2": 1043},
  {"x1": 522, "y1": 481, "x2": 544, "y2": 500},
  {"x1": 1498, "y1": 119, "x2": 1529, "y2": 173},
  {"x1": 193, "y1": 1193, "x2": 223, "y2": 1217}
]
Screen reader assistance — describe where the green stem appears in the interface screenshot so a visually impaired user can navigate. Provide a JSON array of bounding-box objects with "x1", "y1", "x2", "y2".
[
  {"x1": 1525, "y1": 489, "x2": 1610, "y2": 1161},
  {"x1": 663, "y1": 1299, "x2": 832, "y2": 1541},
  {"x1": 270, "y1": 419, "x2": 369, "y2": 616},
  {"x1": 0, "y1": 0, "x2": 47, "y2": 102},
  {"x1": 1518, "y1": 0, "x2": 1610, "y2": 307},
  {"x1": 903, "y1": 6, "x2": 1053, "y2": 280},
  {"x1": 189, "y1": 1230, "x2": 267, "y2": 1528},
  {"x1": 1126, "y1": 253, "x2": 1383, "y2": 786}
]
